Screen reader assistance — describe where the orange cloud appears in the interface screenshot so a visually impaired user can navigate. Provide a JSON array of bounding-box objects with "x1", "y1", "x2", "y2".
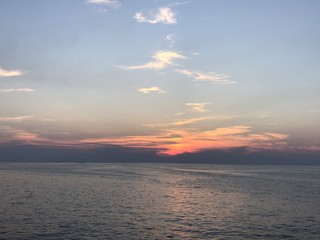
[
  {"x1": 143, "y1": 115, "x2": 235, "y2": 128},
  {"x1": 0, "y1": 126, "x2": 41, "y2": 144},
  {"x1": 0, "y1": 124, "x2": 289, "y2": 156},
  {"x1": 138, "y1": 86, "x2": 167, "y2": 94},
  {"x1": 79, "y1": 126, "x2": 288, "y2": 155}
]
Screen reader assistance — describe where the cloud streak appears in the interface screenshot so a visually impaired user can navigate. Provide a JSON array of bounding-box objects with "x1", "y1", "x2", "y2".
[
  {"x1": 0, "y1": 126, "x2": 39, "y2": 144},
  {"x1": 166, "y1": 34, "x2": 175, "y2": 47},
  {"x1": 138, "y1": 86, "x2": 167, "y2": 94},
  {"x1": 134, "y1": 7, "x2": 176, "y2": 24},
  {"x1": 0, "y1": 67, "x2": 24, "y2": 77},
  {"x1": 0, "y1": 124, "x2": 291, "y2": 156},
  {"x1": 86, "y1": 0, "x2": 121, "y2": 8},
  {"x1": 123, "y1": 51, "x2": 185, "y2": 70},
  {"x1": 186, "y1": 102, "x2": 209, "y2": 113},
  {"x1": 78, "y1": 126, "x2": 288, "y2": 155},
  {"x1": 0, "y1": 126, "x2": 76, "y2": 147},
  {"x1": 177, "y1": 69, "x2": 235, "y2": 84},
  {"x1": 143, "y1": 115, "x2": 235, "y2": 128},
  {"x1": 0, "y1": 88, "x2": 35, "y2": 93},
  {"x1": 0, "y1": 116, "x2": 32, "y2": 122}
]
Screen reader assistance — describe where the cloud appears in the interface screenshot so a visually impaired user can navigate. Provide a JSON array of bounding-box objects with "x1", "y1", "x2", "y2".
[
  {"x1": 0, "y1": 88, "x2": 35, "y2": 93},
  {"x1": 37, "y1": 118, "x2": 57, "y2": 122},
  {"x1": 0, "y1": 116, "x2": 32, "y2": 122},
  {"x1": 174, "y1": 112, "x2": 185, "y2": 117},
  {"x1": 123, "y1": 51, "x2": 185, "y2": 70},
  {"x1": 202, "y1": 125, "x2": 251, "y2": 137},
  {"x1": 86, "y1": 0, "x2": 121, "y2": 7},
  {"x1": 0, "y1": 123, "x2": 289, "y2": 156},
  {"x1": 186, "y1": 103, "x2": 209, "y2": 113},
  {"x1": 0, "y1": 126, "x2": 40, "y2": 144},
  {"x1": 0, "y1": 126, "x2": 72, "y2": 146},
  {"x1": 167, "y1": 1, "x2": 190, "y2": 7},
  {"x1": 134, "y1": 7, "x2": 176, "y2": 24},
  {"x1": 177, "y1": 69, "x2": 235, "y2": 84},
  {"x1": 166, "y1": 34, "x2": 175, "y2": 47},
  {"x1": 138, "y1": 86, "x2": 167, "y2": 94},
  {"x1": 143, "y1": 115, "x2": 235, "y2": 128},
  {"x1": 166, "y1": 34, "x2": 174, "y2": 41},
  {"x1": 78, "y1": 126, "x2": 288, "y2": 156},
  {"x1": 172, "y1": 116, "x2": 214, "y2": 126},
  {"x1": 298, "y1": 146, "x2": 320, "y2": 151},
  {"x1": 0, "y1": 125, "x2": 87, "y2": 148},
  {"x1": 143, "y1": 116, "x2": 208, "y2": 128},
  {"x1": 0, "y1": 67, "x2": 24, "y2": 77}
]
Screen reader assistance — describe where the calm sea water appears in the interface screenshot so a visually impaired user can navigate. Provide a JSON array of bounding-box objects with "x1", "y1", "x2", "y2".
[{"x1": 0, "y1": 163, "x2": 319, "y2": 239}]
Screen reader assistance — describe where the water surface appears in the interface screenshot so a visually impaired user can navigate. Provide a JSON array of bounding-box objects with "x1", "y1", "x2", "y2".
[{"x1": 0, "y1": 163, "x2": 319, "y2": 239}]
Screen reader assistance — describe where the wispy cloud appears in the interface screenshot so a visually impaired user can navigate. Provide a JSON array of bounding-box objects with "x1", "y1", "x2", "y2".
[
  {"x1": 202, "y1": 125, "x2": 251, "y2": 137},
  {"x1": 0, "y1": 124, "x2": 289, "y2": 156},
  {"x1": 0, "y1": 125, "x2": 288, "y2": 155},
  {"x1": 0, "y1": 126, "x2": 74, "y2": 146},
  {"x1": 143, "y1": 117, "x2": 207, "y2": 128},
  {"x1": 37, "y1": 118, "x2": 57, "y2": 122},
  {"x1": 134, "y1": 7, "x2": 176, "y2": 24},
  {"x1": 0, "y1": 88, "x2": 35, "y2": 93},
  {"x1": 167, "y1": 1, "x2": 190, "y2": 7},
  {"x1": 166, "y1": 34, "x2": 175, "y2": 47},
  {"x1": 86, "y1": 0, "x2": 120, "y2": 6},
  {"x1": 138, "y1": 86, "x2": 167, "y2": 94},
  {"x1": 143, "y1": 115, "x2": 234, "y2": 128},
  {"x1": 0, "y1": 67, "x2": 24, "y2": 77},
  {"x1": 0, "y1": 116, "x2": 32, "y2": 122},
  {"x1": 177, "y1": 69, "x2": 235, "y2": 84},
  {"x1": 191, "y1": 51, "x2": 200, "y2": 56},
  {"x1": 298, "y1": 146, "x2": 320, "y2": 151},
  {"x1": 172, "y1": 116, "x2": 214, "y2": 126},
  {"x1": 174, "y1": 112, "x2": 185, "y2": 117},
  {"x1": 123, "y1": 51, "x2": 185, "y2": 70},
  {"x1": 186, "y1": 102, "x2": 209, "y2": 113},
  {"x1": 0, "y1": 126, "x2": 39, "y2": 144},
  {"x1": 79, "y1": 126, "x2": 288, "y2": 155}
]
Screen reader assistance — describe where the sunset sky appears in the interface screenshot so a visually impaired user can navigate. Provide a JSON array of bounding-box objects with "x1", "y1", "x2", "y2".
[{"x1": 1, "y1": 0, "x2": 320, "y2": 159}]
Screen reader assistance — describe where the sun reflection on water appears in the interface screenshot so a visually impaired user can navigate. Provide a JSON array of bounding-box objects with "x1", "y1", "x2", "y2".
[{"x1": 159, "y1": 168, "x2": 246, "y2": 238}]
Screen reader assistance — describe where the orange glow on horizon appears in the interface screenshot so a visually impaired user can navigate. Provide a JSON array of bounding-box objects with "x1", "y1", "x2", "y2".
[
  {"x1": 78, "y1": 127, "x2": 288, "y2": 155},
  {"x1": 1, "y1": 125, "x2": 290, "y2": 155}
]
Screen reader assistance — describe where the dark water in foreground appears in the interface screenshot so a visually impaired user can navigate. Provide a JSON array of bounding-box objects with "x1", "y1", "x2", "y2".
[{"x1": 0, "y1": 163, "x2": 319, "y2": 239}]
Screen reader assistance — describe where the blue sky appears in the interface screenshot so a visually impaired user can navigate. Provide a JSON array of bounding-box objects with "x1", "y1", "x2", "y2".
[{"x1": 1, "y1": 0, "x2": 320, "y2": 156}]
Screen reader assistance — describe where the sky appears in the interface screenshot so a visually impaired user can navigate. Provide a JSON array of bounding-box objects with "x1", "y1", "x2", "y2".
[{"x1": 0, "y1": 0, "x2": 320, "y2": 161}]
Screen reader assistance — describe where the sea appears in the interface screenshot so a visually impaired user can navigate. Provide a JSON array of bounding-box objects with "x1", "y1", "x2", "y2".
[{"x1": 0, "y1": 163, "x2": 319, "y2": 239}]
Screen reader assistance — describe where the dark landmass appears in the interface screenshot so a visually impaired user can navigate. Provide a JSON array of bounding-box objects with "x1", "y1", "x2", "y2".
[{"x1": 0, "y1": 143, "x2": 319, "y2": 165}]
